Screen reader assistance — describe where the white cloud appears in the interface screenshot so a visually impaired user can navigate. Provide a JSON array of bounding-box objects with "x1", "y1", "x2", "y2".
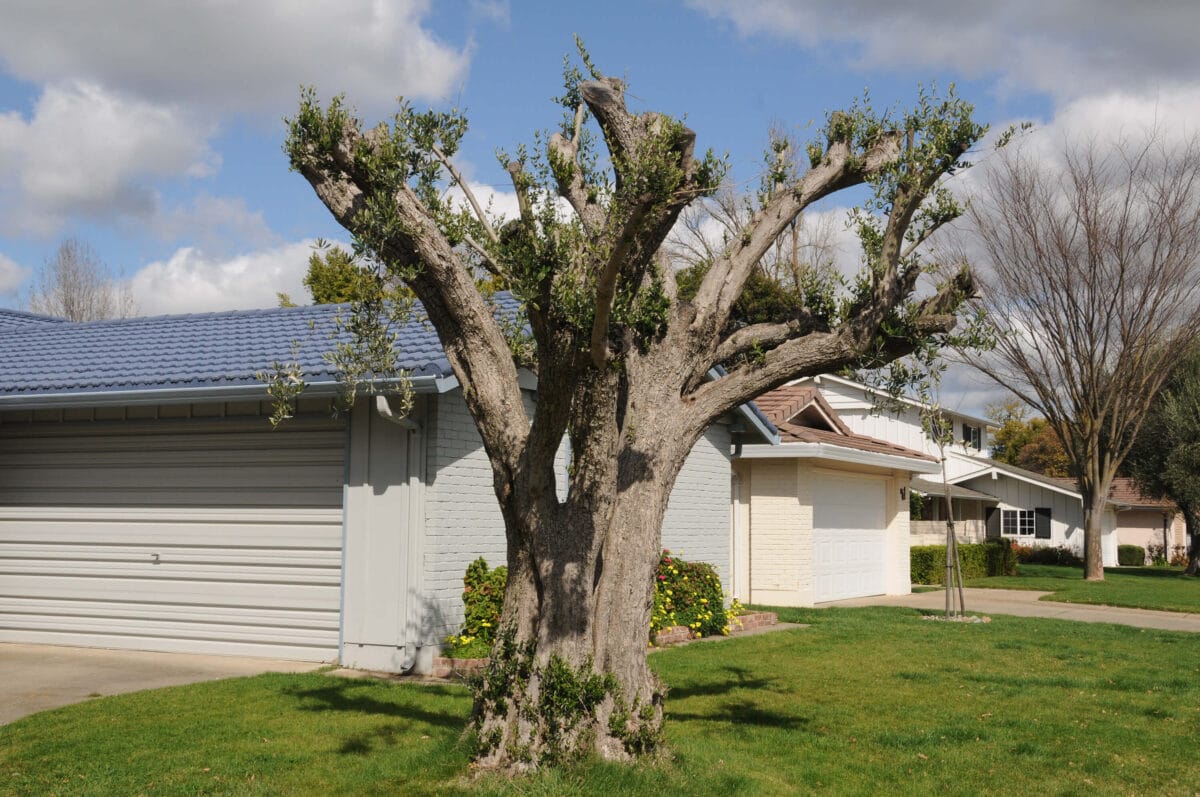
[
  {"x1": 0, "y1": 252, "x2": 28, "y2": 298},
  {"x1": 0, "y1": 1, "x2": 470, "y2": 117},
  {"x1": 149, "y1": 194, "x2": 280, "y2": 254},
  {"x1": 688, "y1": 0, "x2": 1200, "y2": 101},
  {"x1": 0, "y1": 81, "x2": 216, "y2": 234},
  {"x1": 128, "y1": 240, "x2": 337, "y2": 315}
]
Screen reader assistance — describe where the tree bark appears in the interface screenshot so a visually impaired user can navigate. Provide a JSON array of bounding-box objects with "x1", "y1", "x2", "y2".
[
  {"x1": 1183, "y1": 504, "x2": 1200, "y2": 576},
  {"x1": 1082, "y1": 487, "x2": 1107, "y2": 581},
  {"x1": 472, "y1": 424, "x2": 690, "y2": 768}
]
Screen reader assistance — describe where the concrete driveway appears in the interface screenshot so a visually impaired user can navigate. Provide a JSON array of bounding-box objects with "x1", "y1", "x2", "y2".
[
  {"x1": 820, "y1": 587, "x2": 1200, "y2": 633},
  {"x1": 0, "y1": 643, "x2": 324, "y2": 725}
]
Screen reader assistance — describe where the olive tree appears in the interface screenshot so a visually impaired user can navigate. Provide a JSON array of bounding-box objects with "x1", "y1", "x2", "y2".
[{"x1": 284, "y1": 49, "x2": 983, "y2": 768}]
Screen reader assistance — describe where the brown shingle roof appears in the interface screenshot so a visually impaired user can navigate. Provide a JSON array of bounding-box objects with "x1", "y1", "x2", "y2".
[
  {"x1": 754, "y1": 385, "x2": 934, "y2": 463},
  {"x1": 753, "y1": 386, "x2": 851, "y2": 434},
  {"x1": 775, "y1": 422, "x2": 937, "y2": 461},
  {"x1": 1108, "y1": 477, "x2": 1173, "y2": 508}
]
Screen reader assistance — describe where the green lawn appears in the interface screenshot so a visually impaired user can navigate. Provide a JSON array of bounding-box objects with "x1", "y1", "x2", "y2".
[
  {"x1": 3, "y1": 608, "x2": 1199, "y2": 795},
  {"x1": 966, "y1": 564, "x2": 1200, "y2": 613}
]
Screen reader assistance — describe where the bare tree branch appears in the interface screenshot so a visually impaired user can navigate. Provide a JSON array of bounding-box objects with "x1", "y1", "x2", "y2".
[{"x1": 432, "y1": 143, "x2": 499, "y2": 245}]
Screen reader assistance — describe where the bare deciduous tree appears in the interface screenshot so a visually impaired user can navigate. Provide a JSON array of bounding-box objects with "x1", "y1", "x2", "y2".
[
  {"x1": 27, "y1": 238, "x2": 136, "y2": 321},
  {"x1": 285, "y1": 48, "x2": 982, "y2": 769},
  {"x1": 968, "y1": 135, "x2": 1200, "y2": 580}
]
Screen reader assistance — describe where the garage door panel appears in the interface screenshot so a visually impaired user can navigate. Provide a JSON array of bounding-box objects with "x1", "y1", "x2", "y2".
[
  {"x1": 813, "y1": 474, "x2": 888, "y2": 603},
  {"x1": 0, "y1": 487, "x2": 344, "y2": 508},
  {"x1": 3, "y1": 574, "x2": 340, "y2": 610},
  {"x1": 3, "y1": 542, "x2": 339, "y2": 568},
  {"x1": 0, "y1": 411, "x2": 346, "y2": 661},
  {"x1": 3, "y1": 596, "x2": 339, "y2": 629}
]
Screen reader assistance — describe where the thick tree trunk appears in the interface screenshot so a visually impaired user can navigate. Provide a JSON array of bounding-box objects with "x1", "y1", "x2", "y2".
[
  {"x1": 470, "y1": 458, "x2": 679, "y2": 769},
  {"x1": 1183, "y1": 505, "x2": 1200, "y2": 576},
  {"x1": 1082, "y1": 488, "x2": 1107, "y2": 581}
]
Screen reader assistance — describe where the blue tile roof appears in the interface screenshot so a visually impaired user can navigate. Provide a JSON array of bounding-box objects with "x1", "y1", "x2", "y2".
[
  {"x1": 0, "y1": 309, "x2": 65, "y2": 329},
  {"x1": 0, "y1": 295, "x2": 522, "y2": 405}
]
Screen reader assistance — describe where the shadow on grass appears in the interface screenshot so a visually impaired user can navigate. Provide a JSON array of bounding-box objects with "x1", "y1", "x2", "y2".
[
  {"x1": 282, "y1": 680, "x2": 466, "y2": 732},
  {"x1": 1102, "y1": 566, "x2": 1193, "y2": 580},
  {"x1": 668, "y1": 698, "x2": 810, "y2": 730},
  {"x1": 667, "y1": 665, "x2": 779, "y2": 700}
]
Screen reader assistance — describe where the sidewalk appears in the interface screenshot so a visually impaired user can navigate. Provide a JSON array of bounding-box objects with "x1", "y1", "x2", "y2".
[{"x1": 819, "y1": 588, "x2": 1200, "y2": 633}]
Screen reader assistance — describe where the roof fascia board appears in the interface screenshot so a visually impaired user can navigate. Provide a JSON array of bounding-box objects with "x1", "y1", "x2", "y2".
[
  {"x1": 736, "y1": 441, "x2": 940, "y2": 473},
  {"x1": 952, "y1": 465, "x2": 1084, "y2": 500},
  {"x1": 0, "y1": 374, "x2": 456, "y2": 411},
  {"x1": 809, "y1": 374, "x2": 992, "y2": 427}
]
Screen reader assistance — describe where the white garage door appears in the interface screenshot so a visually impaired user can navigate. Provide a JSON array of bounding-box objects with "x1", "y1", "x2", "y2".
[
  {"x1": 0, "y1": 409, "x2": 346, "y2": 661},
  {"x1": 813, "y1": 472, "x2": 888, "y2": 602}
]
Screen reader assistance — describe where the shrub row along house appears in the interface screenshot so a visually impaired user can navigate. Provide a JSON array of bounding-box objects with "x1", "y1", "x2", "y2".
[{"x1": 1, "y1": 303, "x2": 1179, "y2": 673}]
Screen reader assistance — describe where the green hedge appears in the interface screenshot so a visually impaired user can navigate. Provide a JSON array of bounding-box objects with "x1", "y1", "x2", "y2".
[
  {"x1": 1117, "y1": 544, "x2": 1146, "y2": 566},
  {"x1": 911, "y1": 539, "x2": 1017, "y2": 585}
]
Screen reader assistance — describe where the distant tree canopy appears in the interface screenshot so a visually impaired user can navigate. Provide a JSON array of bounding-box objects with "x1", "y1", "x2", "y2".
[
  {"x1": 1126, "y1": 347, "x2": 1200, "y2": 574},
  {"x1": 987, "y1": 400, "x2": 1072, "y2": 477},
  {"x1": 28, "y1": 238, "x2": 136, "y2": 321}
]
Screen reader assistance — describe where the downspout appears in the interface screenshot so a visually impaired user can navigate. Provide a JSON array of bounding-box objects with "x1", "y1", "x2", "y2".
[{"x1": 374, "y1": 394, "x2": 422, "y2": 673}]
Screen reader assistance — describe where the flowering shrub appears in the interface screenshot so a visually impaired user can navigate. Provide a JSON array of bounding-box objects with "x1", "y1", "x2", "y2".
[
  {"x1": 444, "y1": 550, "x2": 737, "y2": 657},
  {"x1": 443, "y1": 557, "x2": 506, "y2": 659},
  {"x1": 651, "y1": 549, "x2": 730, "y2": 638}
]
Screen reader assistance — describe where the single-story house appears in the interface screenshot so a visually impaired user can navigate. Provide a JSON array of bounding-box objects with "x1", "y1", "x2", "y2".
[
  {"x1": 731, "y1": 385, "x2": 939, "y2": 606},
  {"x1": 1108, "y1": 478, "x2": 1186, "y2": 562},
  {"x1": 949, "y1": 460, "x2": 1118, "y2": 565},
  {"x1": 0, "y1": 301, "x2": 762, "y2": 673}
]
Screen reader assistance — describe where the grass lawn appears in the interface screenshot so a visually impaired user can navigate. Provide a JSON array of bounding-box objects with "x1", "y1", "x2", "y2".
[
  {"x1": 3, "y1": 607, "x2": 1200, "y2": 795},
  {"x1": 966, "y1": 564, "x2": 1200, "y2": 613}
]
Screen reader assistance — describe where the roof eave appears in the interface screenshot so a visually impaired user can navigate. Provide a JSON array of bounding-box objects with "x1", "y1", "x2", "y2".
[
  {"x1": 0, "y1": 374, "x2": 459, "y2": 411},
  {"x1": 736, "y1": 440, "x2": 940, "y2": 473}
]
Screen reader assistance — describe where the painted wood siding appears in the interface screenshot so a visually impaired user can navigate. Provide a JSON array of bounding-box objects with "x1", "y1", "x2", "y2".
[
  {"x1": 0, "y1": 404, "x2": 345, "y2": 660},
  {"x1": 809, "y1": 379, "x2": 990, "y2": 473},
  {"x1": 957, "y1": 473, "x2": 1085, "y2": 554}
]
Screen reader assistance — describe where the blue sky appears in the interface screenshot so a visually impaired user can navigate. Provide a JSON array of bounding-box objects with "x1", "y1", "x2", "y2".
[{"x1": 1, "y1": 1, "x2": 1197, "y2": 412}]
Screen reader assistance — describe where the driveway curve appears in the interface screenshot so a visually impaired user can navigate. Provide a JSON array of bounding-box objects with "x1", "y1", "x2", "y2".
[
  {"x1": 0, "y1": 643, "x2": 322, "y2": 725},
  {"x1": 820, "y1": 587, "x2": 1200, "y2": 633}
]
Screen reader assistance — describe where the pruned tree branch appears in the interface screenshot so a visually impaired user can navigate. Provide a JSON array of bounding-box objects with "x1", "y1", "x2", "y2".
[{"x1": 690, "y1": 127, "x2": 903, "y2": 332}]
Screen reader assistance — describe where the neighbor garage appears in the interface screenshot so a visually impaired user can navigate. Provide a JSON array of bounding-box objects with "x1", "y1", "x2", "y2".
[
  {"x1": 812, "y1": 472, "x2": 888, "y2": 603},
  {"x1": 730, "y1": 385, "x2": 938, "y2": 607}
]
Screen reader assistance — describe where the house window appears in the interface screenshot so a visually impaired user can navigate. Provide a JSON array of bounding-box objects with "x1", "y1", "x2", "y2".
[
  {"x1": 962, "y1": 423, "x2": 982, "y2": 450},
  {"x1": 1001, "y1": 509, "x2": 1035, "y2": 536}
]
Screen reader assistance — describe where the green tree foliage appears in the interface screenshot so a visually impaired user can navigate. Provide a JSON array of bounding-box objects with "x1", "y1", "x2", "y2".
[
  {"x1": 1126, "y1": 348, "x2": 1200, "y2": 573},
  {"x1": 987, "y1": 399, "x2": 1071, "y2": 477},
  {"x1": 304, "y1": 244, "x2": 385, "y2": 304}
]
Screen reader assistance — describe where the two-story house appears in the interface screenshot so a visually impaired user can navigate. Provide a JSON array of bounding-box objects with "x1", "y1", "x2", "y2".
[{"x1": 793, "y1": 375, "x2": 1120, "y2": 567}]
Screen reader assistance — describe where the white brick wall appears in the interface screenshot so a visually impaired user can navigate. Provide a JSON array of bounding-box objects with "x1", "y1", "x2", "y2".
[
  {"x1": 419, "y1": 391, "x2": 510, "y2": 642},
  {"x1": 661, "y1": 424, "x2": 732, "y2": 588},
  {"x1": 419, "y1": 392, "x2": 735, "y2": 640},
  {"x1": 747, "y1": 459, "x2": 805, "y2": 604}
]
